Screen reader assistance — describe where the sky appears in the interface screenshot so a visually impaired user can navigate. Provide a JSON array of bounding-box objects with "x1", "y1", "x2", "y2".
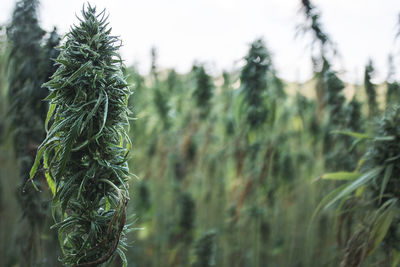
[{"x1": 1, "y1": 0, "x2": 400, "y2": 83}]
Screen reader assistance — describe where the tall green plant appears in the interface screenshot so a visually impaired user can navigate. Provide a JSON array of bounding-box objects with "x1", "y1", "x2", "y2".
[
  {"x1": 386, "y1": 55, "x2": 400, "y2": 108},
  {"x1": 30, "y1": 4, "x2": 132, "y2": 266},
  {"x1": 0, "y1": 26, "x2": 6, "y2": 139},
  {"x1": 318, "y1": 106, "x2": 400, "y2": 266},
  {"x1": 150, "y1": 47, "x2": 170, "y2": 129},
  {"x1": 364, "y1": 59, "x2": 378, "y2": 118},
  {"x1": 43, "y1": 27, "x2": 60, "y2": 80},
  {"x1": 299, "y1": 0, "x2": 333, "y2": 51},
  {"x1": 192, "y1": 64, "x2": 214, "y2": 119},
  {"x1": 240, "y1": 38, "x2": 271, "y2": 129},
  {"x1": 6, "y1": 0, "x2": 49, "y2": 264},
  {"x1": 298, "y1": 0, "x2": 341, "y2": 121},
  {"x1": 193, "y1": 230, "x2": 217, "y2": 267}
]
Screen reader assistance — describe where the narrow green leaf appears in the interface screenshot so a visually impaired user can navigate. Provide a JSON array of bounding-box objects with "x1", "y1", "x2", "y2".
[
  {"x1": 332, "y1": 130, "x2": 372, "y2": 140},
  {"x1": 392, "y1": 250, "x2": 400, "y2": 267},
  {"x1": 61, "y1": 61, "x2": 92, "y2": 88},
  {"x1": 368, "y1": 204, "x2": 396, "y2": 257},
  {"x1": 310, "y1": 182, "x2": 351, "y2": 225},
  {"x1": 45, "y1": 103, "x2": 56, "y2": 133},
  {"x1": 324, "y1": 166, "x2": 384, "y2": 210},
  {"x1": 379, "y1": 164, "x2": 393, "y2": 203},
  {"x1": 43, "y1": 150, "x2": 56, "y2": 196},
  {"x1": 30, "y1": 145, "x2": 45, "y2": 179},
  {"x1": 321, "y1": 172, "x2": 361, "y2": 181},
  {"x1": 374, "y1": 136, "x2": 396, "y2": 141},
  {"x1": 117, "y1": 248, "x2": 128, "y2": 267}
]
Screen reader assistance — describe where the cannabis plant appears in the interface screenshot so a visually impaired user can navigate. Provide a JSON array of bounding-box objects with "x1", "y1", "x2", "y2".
[
  {"x1": 193, "y1": 230, "x2": 217, "y2": 267},
  {"x1": 192, "y1": 64, "x2": 214, "y2": 119},
  {"x1": 386, "y1": 55, "x2": 400, "y2": 108},
  {"x1": 150, "y1": 47, "x2": 170, "y2": 129},
  {"x1": 323, "y1": 68, "x2": 345, "y2": 127},
  {"x1": 178, "y1": 192, "x2": 195, "y2": 243},
  {"x1": 344, "y1": 96, "x2": 363, "y2": 133},
  {"x1": 320, "y1": 63, "x2": 350, "y2": 170},
  {"x1": 6, "y1": 0, "x2": 47, "y2": 147},
  {"x1": 298, "y1": 0, "x2": 341, "y2": 122},
  {"x1": 6, "y1": 0, "x2": 49, "y2": 264},
  {"x1": 43, "y1": 27, "x2": 60, "y2": 81},
  {"x1": 301, "y1": 0, "x2": 330, "y2": 46},
  {"x1": 240, "y1": 38, "x2": 271, "y2": 129},
  {"x1": 30, "y1": 4, "x2": 132, "y2": 266},
  {"x1": 364, "y1": 59, "x2": 378, "y2": 118},
  {"x1": 320, "y1": 106, "x2": 400, "y2": 265}
]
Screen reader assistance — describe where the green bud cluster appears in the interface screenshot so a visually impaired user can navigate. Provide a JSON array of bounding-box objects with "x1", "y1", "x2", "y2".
[{"x1": 30, "y1": 4, "x2": 132, "y2": 266}]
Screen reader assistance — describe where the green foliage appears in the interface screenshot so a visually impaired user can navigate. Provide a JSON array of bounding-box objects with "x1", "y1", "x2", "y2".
[
  {"x1": 323, "y1": 67, "x2": 346, "y2": 126},
  {"x1": 193, "y1": 230, "x2": 217, "y2": 267},
  {"x1": 30, "y1": 4, "x2": 132, "y2": 266},
  {"x1": 317, "y1": 60, "x2": 351, "y2": 170},
  {"x1": 344, "y1": 96, "x2": 364, "y2": 133},
  {"x1": 2, "y1": 1, "x2": 400, "y2": 266},
  {"x1": 320, "y1": 106, "x2": 400, "y2": 265},
  {"x1": 192, "y1": 64, "x2": 214, "y2": 119},
  {"x1": 366, "y1": 107, "x2": 400, "y2": 201},
  {"x1": 154, "y1": 87, "x2": 170, "y2": 128},
  {"x1": 299, "y1": 0, "x2": 334, "y2": 53},
  {"x1": 178, "y1": 192, "x2": 195, "y2": 242},
  {"x1": 364, "y1": 59, "x2": 378, "y2": 118},
  {"x1": 6, "y1": 0, "x2": 46, "y2": 232},
  {"x1": 43, "y1": 27, "x2": 61, "y2": 81},
  {"x1": 7, "y1": 0, "x2": 46, "y2": 109},
  {"x1": 150, "y1": 47, "x2": 171, "y2": 129},
  {"x1": 240, "y1": 38, "x2": 271, "y2": 129},
  {"x1": 4, "y1": 1, "x2": 63, "y2": 265},
  {"x1": 386, "y1": 55, "x2": 400, "y2": 108}
]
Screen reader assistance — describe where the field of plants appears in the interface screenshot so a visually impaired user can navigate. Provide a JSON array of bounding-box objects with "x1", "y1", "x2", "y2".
[{"x1": 1, "y1": 0, "x2": 400, "y2": 266}]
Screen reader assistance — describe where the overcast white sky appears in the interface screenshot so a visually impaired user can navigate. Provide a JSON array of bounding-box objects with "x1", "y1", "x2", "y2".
[{"x1": 1, "y1": 0, "x2": 400, "y2": 83}]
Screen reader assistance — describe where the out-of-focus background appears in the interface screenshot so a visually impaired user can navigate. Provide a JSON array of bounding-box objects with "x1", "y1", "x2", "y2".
[
  {"x1": 1, "y1": 0, "x2": 399, "y2": 83},
  {"x1": 1, "y1": 0, "x2": 400, "y2": 266}
]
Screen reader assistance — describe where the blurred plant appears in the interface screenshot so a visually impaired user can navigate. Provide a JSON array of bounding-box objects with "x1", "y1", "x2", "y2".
[
  {"x1": 299, "y1": 0, "x2": 331, "y2": 49},
  {"x1": 386, "y1": 55, "x2": 400, "y2": 108},
  {"x1": 30, "y1": 4, "x2": 132, "y2": 266},
  {"x1": 298, "y1": 0, "x2": 342, "y2": 123},
  {"x1": 344, "y1": 96, "x2": 364, "y2": 133},
  {"x1": 150, "y1": 46, "x2": 159, "y2": 82},
  {"x1": 150, "y1": 47, "x2": 170, "y2": 129},
  {"x1": 178, "y1": 192, "x2": 195, "y2": 243},
  {"x1": 0, "y1": 26, "x2": 6, "y2": 140},
  {"x1": 192, "y1": 64, "x2": 214, "y2": 119},
  {"x1": 154, "y1": 87, "x2": 170, "y2": 129},
  {"x1": 43, "y1": 27, "x2": 60, "y2": 81},
  {"x1": 364, "y1": 59, "x2": 378, "y2": 118},
  {"x1": 192, "y1": 230, "x2": 217, "y2": 267},
  {"x1": 397, "y1": 13, "x2": 400, "y2": 39},
  {"x1": 240, "y1": 38, "x2": 271, "y2": 129},
  {"x1": 318, "y1": 106, "x2": 400, "y2": 266},
  {"x1": 321, "y1": 63, "x2": 350, "y2": 170},
  {"x1": 270, "y1": 69, "x2": 286, "y2": 100},
  {"x1": 167, "y1": 69, "x2": 180, "y2": 92},
  {"x1": 5, "y1": 0, "x2": 50, "y2": 264},
  {"x1": 136, "y1": 180, "x2": 151, "y2": 214},
  {"x1": 298, "y1": 0, "x2": 353, "y2": 173},
  {"x1": 322, "y1": 65, "x2": 346, "y2": 127}
]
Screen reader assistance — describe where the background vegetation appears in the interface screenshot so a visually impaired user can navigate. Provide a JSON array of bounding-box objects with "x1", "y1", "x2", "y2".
[{"x1": 1, "y1": 0, "x2": 400, "y2": 266}]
